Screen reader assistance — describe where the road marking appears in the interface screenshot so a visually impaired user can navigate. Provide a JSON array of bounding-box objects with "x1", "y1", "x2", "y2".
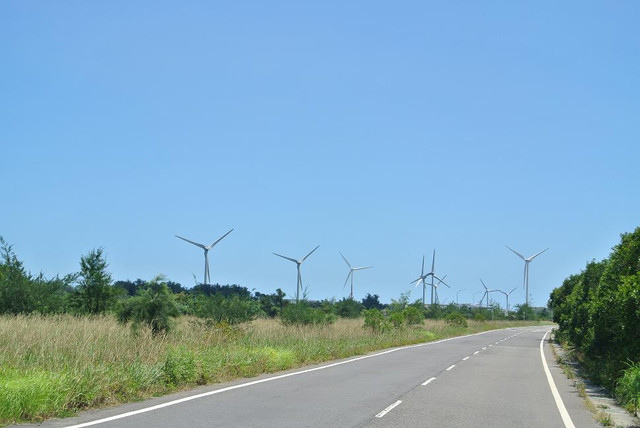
[
  {"x1": 482, "y1": 347, "x2": 487, "y2": 350},
  {"x1": 446, "y1": 365, "x2": 456, "y2": 371},
  {"x1": 462, "y1": 356, "x2": 469, "y2": 361},
  {"x1": 473, "y1": 351, "x2": 479, "y2": 355},
  {"x1": 63, "y1": 328, "x2": 504, "y2": 427},
  {"x1": 540, "y1": 330, "x2": 575, "y2": 428},
  {"x1": 375, "y1": 400, "x2": 402, "y2": 418},
  {"x1": 422, "y1": 377, "x2": 436, "y2": 386},
  {"x1": 495, "y1": 341, "x2": 500, "y2": 344}
]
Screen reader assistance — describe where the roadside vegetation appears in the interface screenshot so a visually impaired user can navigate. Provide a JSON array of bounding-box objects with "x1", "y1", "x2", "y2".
[
  {"x1": 549, "y1": 226, "x2": 640, "y2": 415},
  {"x1": 0, "y1": 236, "x2": 550, "y2": 425}
]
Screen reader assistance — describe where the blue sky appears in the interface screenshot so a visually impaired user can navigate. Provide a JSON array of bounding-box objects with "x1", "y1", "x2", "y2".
[{"x1": 2, "y1": 1, "x2": 639, "y2": 306}]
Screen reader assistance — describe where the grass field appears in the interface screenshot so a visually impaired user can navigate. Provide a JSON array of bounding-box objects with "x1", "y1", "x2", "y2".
[{"x1": 0, "y1": 315, "x2": 548, "y2": 425}]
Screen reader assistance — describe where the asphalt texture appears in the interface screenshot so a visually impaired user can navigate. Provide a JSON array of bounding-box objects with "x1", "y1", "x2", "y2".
[{"x1": 16, "y1": 326, "x2": 600, "y2": 428}]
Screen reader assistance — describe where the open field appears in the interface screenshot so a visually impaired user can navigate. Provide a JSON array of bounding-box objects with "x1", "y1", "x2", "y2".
[{"x1": 0, "y1": 315, "x2": 548, "y2": 425}]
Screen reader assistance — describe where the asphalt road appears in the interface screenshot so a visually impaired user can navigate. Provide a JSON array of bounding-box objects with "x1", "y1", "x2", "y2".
[{"x1": 19, "y1": 326, "x2": 600, "y2": 428}]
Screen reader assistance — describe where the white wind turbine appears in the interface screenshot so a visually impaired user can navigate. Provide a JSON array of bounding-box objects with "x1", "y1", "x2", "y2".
[
  {"x1": 411, "y1": 250, "x2": 449, "y2": 306},
  {"x1": 340, "y1": 253, "x2": 373, "y2": 300},
  {"x1": 433, "y1": 274, "x2": 450, "y2": 305},
  {"x1": 506, "y1": 246, "x2": 549, "y2": 306},
  {"x1": 175, "y1": 229, "x2": 234, "y2": 285},
  {"x1": 273, "y1": 245, "x2": 319, "y2": 303},
  {"x1": 497, "y1": 287, "x2": 517, "y2": 314},
  {"x1": 479, "y1": 279, "x2": 497, "y2": 308}
]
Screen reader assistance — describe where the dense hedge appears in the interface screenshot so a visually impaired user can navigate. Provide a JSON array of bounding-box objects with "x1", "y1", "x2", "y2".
[{"x1": 549, "y1": 226, "x2": 640, "y2": 391}]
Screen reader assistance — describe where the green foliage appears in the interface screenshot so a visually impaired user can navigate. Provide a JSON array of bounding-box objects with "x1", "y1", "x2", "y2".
[
  {"x1": 444, "y1": 311, "x2": 468, "y2": 328},
  {"x1": 334, "y1": 297, "x2": 364, "y2": 318},
  {"x1": 280, "y1": 301, "x2": 335, "y2": 326},
  {"x1": 162, "y1": 346, "x2": 198, "y2": 386},
  {"x1": 363, "y1": 308, "x2": 387, "y2": 332},
  {"x1": 389, "y1": 310, "x2": 405, "y2": 328},
  {"x1": 616, "y1": 362, "x2": 640, "y2": 415},
  {"x1": 192, "y1": 294, "x2": 259, "y2": 325},
  {"x1": 116, "y1": 275, "x2": 180, "y2": 336},
  {"x1": 255, "y1": 288, "x2": 286, "y2": 317},
  {"x1": 549, "y1": 226, "x2": 640, "y2": 396},
  {"x1": 361, "y1": 293, "x2": 384, "y2": 310},
  {"x1": 73, "y1": 248, "x2": 115, "y2": 314},
  {"x1": 514, "y1": 304, "x2": 535, "y2": 321},
  {"x1": 403, "y1": 306, "x2": 424, "y2": 326}
]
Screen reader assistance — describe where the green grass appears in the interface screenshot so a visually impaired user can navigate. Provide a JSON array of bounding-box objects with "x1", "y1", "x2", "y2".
[{"x1": 0, "y1": 314, "x2": 547, "y2": 425}]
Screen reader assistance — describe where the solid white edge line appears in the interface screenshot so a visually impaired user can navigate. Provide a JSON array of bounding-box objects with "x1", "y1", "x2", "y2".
[
  {"x1": 63, "y1": 327, "x2": 520, "y2": 428},
  {"x1": 446, "y1": 364, "x2": 455, "y2": 371},
  {"x1": 462, "y1": 356, "x2": 469, "y2": 361},
  {"x1": 421, "y1": 377, "x2": 436, "y2": 386},
  {"x1": 375, "y1": 400, "x2": 402, "y2": 418},
  {"x1": 540, "y1": 330, "x2": 575, "y2": 428}
]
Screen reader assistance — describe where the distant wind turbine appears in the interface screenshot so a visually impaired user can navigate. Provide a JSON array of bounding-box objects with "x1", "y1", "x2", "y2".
[
  {"x1": 273, "y1": 246, "x2": 319, "y2": 303},
  {"x1": 497, "y1": 287, "x2": 518, "y2": 314},
  {"x1": 411, "y1": 250, "x2": 449, "y2": 306},
  {"x1": 340, "y1": 253, "x2": 373, "y2": 300},
  {"x1": 175, "y1": 229, "x2": 234, "y2": 285},
  {"x1": 433, "y1": 274, "x2": 449, "y2": 305},
  {"x1": 479, "y1": 279, "x2": 497, "y2": 308},
  {"x1": 506, "y1": 246, "x2": 548, "y2": 306}
]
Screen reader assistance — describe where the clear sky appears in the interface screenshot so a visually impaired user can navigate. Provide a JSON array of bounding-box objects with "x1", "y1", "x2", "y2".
[{"x1": 2, "y1": 1, "x2": 639, "y2": 306}]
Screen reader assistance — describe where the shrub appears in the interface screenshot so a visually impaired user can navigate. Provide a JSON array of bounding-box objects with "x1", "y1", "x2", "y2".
[
  {"x1": 162, "y1": 346, "x2": 199, "y2": 386},
  {"x1": 403, "y1": 306, "x2": 424, "y2": 326},
  {"x1": 280, "y1": 302, "x2": 335, "y2": 326},
  {"x1": 363, "y1": 308, "x2": 387, "y2": 332},
  {"x1": 192, "y1": 294, "x2": 258, "y2": 325},
  {"x1": 444, "y1": 312, "x2": 468, "y2": 328},
  {"x1": 116, "y1": 275, "x2": 180, "y2": 336},
  {"x1": 389, "y1": 311, "x2": 404, "y2": 328},
  {"x1": 334, "y1": 298, "x2": 364, "y2": 318}
]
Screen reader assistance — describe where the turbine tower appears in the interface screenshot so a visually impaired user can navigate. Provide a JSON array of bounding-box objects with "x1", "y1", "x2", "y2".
[
  {"x1": 273, "y1": 245, "x2": 319, "y2": 303},
  {"x1": 175, "y1": 229, "x2": 234, "y2": 285},
  {"x1": 340, "y1": 253, "x2": 373, "y2": 300},
  {"x1": 506, "y1": 246, "x2": 548, "y2": 306},
  {"x1": 433, "y1": 274, "x2": 450, "y2": 305},
  {"x1": 497, "y1": 287, "x2": 517, "y2": 314},
  {"x1": 411, "y1": 250, "x2": 449, "y2": 306}
]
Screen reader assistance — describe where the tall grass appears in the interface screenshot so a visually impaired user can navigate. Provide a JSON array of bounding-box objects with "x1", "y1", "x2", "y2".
[{"x1": 0, "y1": 314, "x2": 544, "y2": 424}]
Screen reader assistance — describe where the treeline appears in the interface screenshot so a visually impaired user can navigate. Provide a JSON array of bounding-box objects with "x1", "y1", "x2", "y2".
[
  {"x1": 1, "y1": 236, "x2": 548, "y2": 335},
  {"x1": 548, "y1": 226, "x2": 640, "y2": 411}
]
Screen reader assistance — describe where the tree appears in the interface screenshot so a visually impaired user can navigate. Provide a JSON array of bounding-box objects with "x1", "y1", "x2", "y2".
[
  {"x1": 0, "y1": 236, "x2": 32, "y2": 314},
  {"x1": 74, "y1": 248, "x2": 114, "y2": 314},
  {"x1": 334, "y1": 297, "x2": 364, "y2": 318},
  {"x1": 361, "y1": 293, "x2": 383, "y2": 310}
]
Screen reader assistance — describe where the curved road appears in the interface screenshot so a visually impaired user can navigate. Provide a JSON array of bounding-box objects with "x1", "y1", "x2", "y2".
[{"x1": 19, "y1": 326, "x2": 599, "y2": 428}]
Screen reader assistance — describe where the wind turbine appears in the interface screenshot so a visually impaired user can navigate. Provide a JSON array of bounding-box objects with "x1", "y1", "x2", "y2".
[
  {"x1": 340, "y1": 253, "x2": 373, "y2": 300},
  {"x1": 273, "y1": 245, "x2": 319, "y2": 303},
  {"x1": 506, "y1": 246, "x2": 548, "y2": 306},
  {"x1": 497, "y1": 287, "x2": 517, "y2": 314},
  {"x1": 479, "y1": 279, "x2": 497, "y2": 308},
  {"x1": 433, "y1": 274, "x2": 450, "y2": 305},
  {"x1": 175, "y1": 229, "x2": 234, "y2": 285},
  {"x1": 411, "y1": 250, "x2": 449, "y2": 306}
]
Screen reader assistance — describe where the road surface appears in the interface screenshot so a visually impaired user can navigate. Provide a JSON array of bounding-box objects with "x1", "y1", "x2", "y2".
[{"x1": 18, "y1": 326, "x2": 599, "y2": 428}]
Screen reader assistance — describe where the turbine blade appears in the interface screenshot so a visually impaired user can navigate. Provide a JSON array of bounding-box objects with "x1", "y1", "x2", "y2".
[
  {"x1": 421, "y1": 255, "x2": 425, "y2": 276},
  {"x1": 354, "y1": 266, "x2": 373, "y2": 271},
  {"x1": 506, "y1": 245, "x2": 526, "y2": 260},
  {"x1": 273, "y1": 253, "x2": 298, "y2": 263},
  {"x1": 431, "y1": 250, "x2": 436, "y2": 273},
  {"x1": 175, "y1": 235, "x2": 207, "y2": 249},
  {"x1": 344, "y1": 271, "x2": 352, "y2": 288},
  {"x1": 340, "y1": 252, "x2": 352, "y2": 268},
  {"x1": 210, "y1": 228, "x2": 234, "y2": 248},
  {"x1": 434, "y1": 275, "x2": 450, "y2": 288},
  {"x1": 480, "y1": 278, "x2": 488, "y2": 290},
  {"x1": 302, "y1": 245, "x2": 320, "y2": 262},
  {"x1": 410, "y1": 277, "x2": 422, "y2": 285},
  {"x1": 509, "y1": 287, "x2": 517, "y2": 295},
  {"x1": 528, "y1": 247, "x2": 549, "y2": 261}
]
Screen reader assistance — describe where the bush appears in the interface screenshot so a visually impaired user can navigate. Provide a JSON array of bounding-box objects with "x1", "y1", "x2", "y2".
[
  {"x1": 444, "y1": 312, "x2": 468, "y2": 328},
  {"x1": 162, "y1": 346, "x2": 199, "y2": 386},
  {"x1": 280, "y1": 302, "x2": 335, "y2": 326},
  {"x1": 334, "y1": 298, "x2": 364, "y2": 318},
  {"x1": 403, "y1": 306, "x2": 424, "y2": 326},
  {"x1": 115, "y1": 275, "x2": 180, "y2": 336},
  {"x1": 192, "y1": 294, "x2": 258, "y2": 325},
  {"x1": 363, "y1": 308, "x2": 388, "y2": 333}
]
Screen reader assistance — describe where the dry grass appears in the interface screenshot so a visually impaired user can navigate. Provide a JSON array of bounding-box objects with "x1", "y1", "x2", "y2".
[{"x1": 0, "y1": 314, "x2": 545, "y2": 425}]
